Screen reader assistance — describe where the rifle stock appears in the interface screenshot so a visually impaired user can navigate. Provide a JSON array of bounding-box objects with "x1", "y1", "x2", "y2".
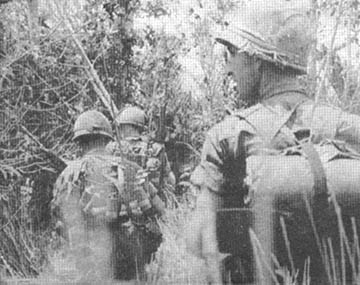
[{"x1": 156, "y1": 104, "x2": 167, "y2": 189}]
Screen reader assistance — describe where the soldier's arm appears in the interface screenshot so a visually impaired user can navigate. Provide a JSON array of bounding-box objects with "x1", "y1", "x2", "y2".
[
  {"x1": 149, "y1": 142, "x2": 176, "y2": 187},
  {"x1": 186, "y1": 126, "x2": 229, "y2": 251},
  {"x1": 163, "y1": 152, "x2": 176, "y2": 187},
  {"x1": 191, "y1": 116, "x2": 251, "y2": 193},
  {"x1": 185, "y1": 117, "x2": 256, "y2": 282},
  {"x1": 51, "y1": 172, "x2": 70, "y2": 241},
  {"x1": 184, "y1": 128, "x2": 228, "y2": 284},
  {"x1": 51, "y1": 162, "x2": 84, "y2": 241}
]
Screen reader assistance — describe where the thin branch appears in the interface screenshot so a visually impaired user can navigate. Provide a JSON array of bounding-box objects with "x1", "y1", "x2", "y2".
[
  {"x1": 310, "y1": 0, "x2": 344, "y2": 137},
  {"x1": 19, "y1": 125, "x2": 67, "y2": 170},
  {"x1": 63, "y1": 17, "x2": 118, "y2": 118}
]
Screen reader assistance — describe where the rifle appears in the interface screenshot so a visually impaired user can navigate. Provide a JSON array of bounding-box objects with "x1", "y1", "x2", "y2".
[{"x1": 155, "y1": 104, "x2": 167, "y2": 189}]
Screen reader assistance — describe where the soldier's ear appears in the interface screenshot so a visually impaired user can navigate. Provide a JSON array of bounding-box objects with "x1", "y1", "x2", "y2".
[{"x1": 253, "y1": 56, "x2": 263, "y2": 74}]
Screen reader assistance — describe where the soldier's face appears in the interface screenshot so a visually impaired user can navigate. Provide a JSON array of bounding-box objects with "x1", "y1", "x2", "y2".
[{"x1": 224, "y1": 47, "x2": 261, "y2": 106}]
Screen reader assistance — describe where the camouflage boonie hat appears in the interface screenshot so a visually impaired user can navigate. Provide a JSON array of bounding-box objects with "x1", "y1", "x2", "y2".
[{"x1": 216, "y1": 0, "x2": 315, "y2": 74}]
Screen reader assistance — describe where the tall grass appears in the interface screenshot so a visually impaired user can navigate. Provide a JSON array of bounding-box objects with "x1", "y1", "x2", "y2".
[
  {"x1": 146, "y1": 195, "x2": 208, "y2": 285},
  {"x1": 3, "y1": 183, "x2": 358, "y2": 285},
  {"x1": 148, "y1": 191, "x2": 360, "y2": 285},
  {"x1": 247, "y1": 194, "x2": 360, "y2": 285}
]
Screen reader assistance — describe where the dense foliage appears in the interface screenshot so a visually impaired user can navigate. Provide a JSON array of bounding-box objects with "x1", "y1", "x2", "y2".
[{"x1": 1, "y1": 0, "x2": 360, "y2": 281}]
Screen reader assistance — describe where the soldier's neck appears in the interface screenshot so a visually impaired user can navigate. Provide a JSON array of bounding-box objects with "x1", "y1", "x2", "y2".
[
  {"x1": 81, "y1": 140, "x2": 108, "y2": 155},
  {"x1": 258, "y1": 63, "x2": 307, "y2": 105},
  {"x1": 120, "y1": 126, "x2": 141, "y2": 139}
]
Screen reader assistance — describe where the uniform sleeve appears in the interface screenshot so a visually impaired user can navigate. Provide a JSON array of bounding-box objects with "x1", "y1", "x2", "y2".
[
  {"x1": 193, "y1": 116, "x2": 258, "y2": 194},
  {"x1": 193, "y1": 128, "x2": 226, "y2": 193},
  {"x1": 52, "y1": 161, "x2": 83, "y2": 206},
  {"x1": 51, "y1": 173, "x2": 66, "y2": 219},
  {"x1": 51, "y1": 161, "x2": 85, "y2": 229},
  {"x1": 52, "y1": 170, "x2": 70, "y2": 208},
  {"x1": 51, "y1": 169, "x2": 73, "y2": 238}
]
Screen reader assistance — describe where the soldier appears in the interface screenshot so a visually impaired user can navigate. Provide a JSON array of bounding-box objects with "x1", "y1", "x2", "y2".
[
  {"x1": 52, "y1": 110, "x2": 164, "y2": 281},
  {"x1": 185, "y1": 1, "x2": 360, "y2": 283},
  {"x1": 108, "y1": 106, "x2": 176, "y2": 190}
]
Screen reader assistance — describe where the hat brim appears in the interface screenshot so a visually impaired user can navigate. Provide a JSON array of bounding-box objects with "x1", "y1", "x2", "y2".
[{"x1": 216, "y1": 28, "x2": 307, "y2": 74}]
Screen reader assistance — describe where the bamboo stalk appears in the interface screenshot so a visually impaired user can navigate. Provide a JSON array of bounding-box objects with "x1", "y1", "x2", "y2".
[
  {"x1": 309, "y1": 0, "x2": 344, "y2": 137},
  {"x1": 53, "y1": 1, "x2": 119, "y2": 118},
  {"x1": 66, "y1": 22, "x2": 118, "y2": 118}
]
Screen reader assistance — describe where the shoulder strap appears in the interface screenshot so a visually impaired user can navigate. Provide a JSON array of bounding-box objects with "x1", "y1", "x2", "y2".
[
  {"x1": 301, "y1": 141, "x2": 329, "y2": 205},
  {"x1": 234, "y1": 103, "x2": 300, "y2": 147}
]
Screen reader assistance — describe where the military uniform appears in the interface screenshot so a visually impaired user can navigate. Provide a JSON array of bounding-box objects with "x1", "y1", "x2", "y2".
[
  {"x1": 52, "y1": 149, "x2": 121, "y2": 280},
  {"x1": 190, "y1": 0, "x2": 360, "y2": 209},
  {"x1": 193, "y1": 91, "x2": 360, "y2": 197},
  {"x1": 52, "y1": 148, "x2": 162, "y2": 280},
  {"x1": 52, "y1": 110, "x2": 164, "y2": 281},
  {"x1": 185, "y1": 2, "x2": 360, "y2": 284},
  {"x1": 191, "y1": 91, "x2": 360, "y2": 284},
  {"x1": 108, "y1": 136, "x2": 174, "y2": 189},
  {"x1": 111, "y1": 106, "x2": 175, "y2": 189}
]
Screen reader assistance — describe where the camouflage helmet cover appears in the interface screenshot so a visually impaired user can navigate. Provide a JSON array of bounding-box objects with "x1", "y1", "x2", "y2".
[
  {"x1": 115, "y1": 106, "x2": 146, "y2": 129},
  {"x1": 73, "y1": 110, "x2": 113, "y2": 141},
  {"x1": 217, "y1": 0, "x2": 315, "y2": 73}
]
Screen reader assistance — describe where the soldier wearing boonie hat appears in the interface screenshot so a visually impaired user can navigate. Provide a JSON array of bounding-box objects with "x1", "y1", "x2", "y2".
[{"x1": 185, "y1": 1, "x2": 360, "y2": 283}]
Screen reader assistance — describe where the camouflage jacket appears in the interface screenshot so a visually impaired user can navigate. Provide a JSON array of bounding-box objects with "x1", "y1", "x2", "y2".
[
  {"x1": 107, "y1": 136, "x2": 174, "y2": 188},
  {"x1": 52, "y1": 148, "x2": 161, "y2": 234},
  {"x1": 51, "y1": 148, "x2": 163, "y2": 279},
  {"x1": 192, "y1": 92, "x2": 360, "y2": 197}
]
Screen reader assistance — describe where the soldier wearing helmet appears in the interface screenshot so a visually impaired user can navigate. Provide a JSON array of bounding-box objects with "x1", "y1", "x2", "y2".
[
  {"x1": 108, "y1": 106, "x2": 176, "y2": 191},
  {"x1": 185, "y1": 1, "x2": 360, "y2": 283},
  {"x1": 115, "y1": 106, "x2": 147, "y2": 130},
  {"x1": 72, "y1": 109, "x2": 114, "y2": 149},
  {"x1": 52, "y1": 110, "x2": 164, "y2": 281}
]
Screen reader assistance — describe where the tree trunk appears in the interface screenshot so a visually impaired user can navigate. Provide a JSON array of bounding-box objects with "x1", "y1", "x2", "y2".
[
  {"x1": 116, "y1": 0, "x2": 134, "y2": 106},
  {"x1": 27, "y1": 0, "x2": 39, "y2": 41}
]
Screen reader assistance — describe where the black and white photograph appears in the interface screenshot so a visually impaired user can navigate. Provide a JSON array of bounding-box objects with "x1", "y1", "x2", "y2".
[{"x1": 1, "y1": 0, "x2": 360, "y2": 284}]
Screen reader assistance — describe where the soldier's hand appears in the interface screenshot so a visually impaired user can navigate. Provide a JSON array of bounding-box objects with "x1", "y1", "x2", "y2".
[
  {"x1": 146, "y1": 157, "x2": 160, "y2": 171},
  {"x1": 184, "y1": 188, "x2": 222, "y2": 284}
]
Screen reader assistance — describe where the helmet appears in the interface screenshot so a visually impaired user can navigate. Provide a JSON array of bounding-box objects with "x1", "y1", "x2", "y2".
[
  {"x1": 115, "y1": 106, "x2": 146, "y2": 129},
  {"x1": 73, "y1": 110, "x2": 113, "y2": 141},
  {"x1": 216, "y1": 0, "x2": 315, "y2": 74}
]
